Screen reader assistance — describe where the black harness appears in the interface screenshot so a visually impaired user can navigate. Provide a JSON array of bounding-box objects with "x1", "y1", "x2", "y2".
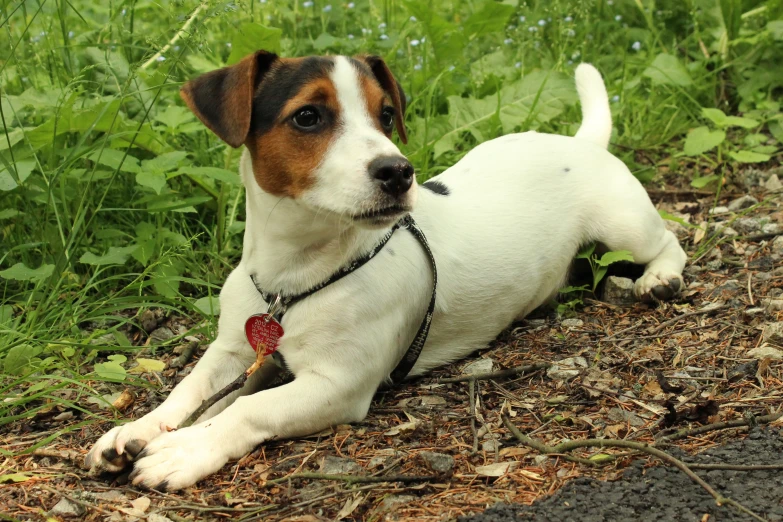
[{"x1": 249, "y1": 214, "x2": 437, "y2": 384}]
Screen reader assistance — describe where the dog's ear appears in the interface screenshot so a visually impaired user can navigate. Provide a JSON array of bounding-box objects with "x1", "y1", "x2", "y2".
[
  {"x1": 180, "y1": 50, "x2": 278, "y2": 148},
  {"x1": 361, "y1": 55, "x2": 408, "y2": 144}
]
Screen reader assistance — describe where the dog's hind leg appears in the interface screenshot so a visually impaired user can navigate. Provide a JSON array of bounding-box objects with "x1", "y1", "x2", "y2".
[{"x1": 587, "y1": 167, "x2": 687, "y2": 302}]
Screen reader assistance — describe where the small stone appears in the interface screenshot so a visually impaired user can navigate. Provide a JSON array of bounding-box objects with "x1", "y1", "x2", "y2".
[
  {"x1": 148, "y1": 515, "x2": 174, "y2": 522},
  {"x1": 149, "y1": 326, "x2": 174, "y2": 344},
  {"x1": 95, "y1": 490, "x2": 129, "y2": 503},
  {"x1": 462, "y1": 358, "x2": 494, "y2": 375},
  {"x1": 761, "y1": 322, "x2": 783, "y2": 344},
  {"x1": 709, "y1": 206, "x2": 729, "y2": 215},
  {"x1": 475, "y1": 461, "x2": 518, "y2": 477},
  {"x1": 420, "y1": 395, "x2": 446, "y2": 407},
  {"x1": 721, "y1": 227, "x2": 739, "y2": 237},
  {"x1": 50, "y1": 498, "x2": 85, "y2": 518},
  {"x1": 602, "y1": 276, "x2": 636, "y2": 306},
  {"x1": 140, "y1": 309, "x2": 159, "y2": 333},
  {"x1": 734, "y1": 217, "x2": 760, "y2": 233},
  {"x1": 762, "y1": 299, "x2": 783, "y2": 313},
  {"x1": 547, "y1": 356, "x2": 587, "y2": 381},
  {"x1": 762, "y1": 223, "x2": 781, "y2": 235},
  {"x1": 377, "y1": 495, "x2": 417, "y2": 513},
  {"x1": 482, "y1": 439, "x2": 501, "y2": 453},
  {"x1": 608, "y1": 407, "x2": 646, "y2": 427},
  {"x1": 772, "y1": 236, "x2": 783, "y2": 254},
  {"x1": 728, "y1": 360, "x2": 759, "y2": 382},
  {"x1": 533, "y1": 455, "x2": 549, "y2": 466},
  {"x1": 419, "y1": 451, "x2": 455, "y2": 473},
  {"x1": 727, "y1": 195, "x2": 758, "y2": 212},
  {"x1": 319, "y1": 456, "x2": 361, "y2": 475},
  {"x1": 748, "y1": 344, "x2": 783, "y2": 360},
  {"x1": 561, "y1": 318, "x2": 584, "y2": 328},
  {"x1": 765, "y1": 173, "x2": 782, "y2": 191}
]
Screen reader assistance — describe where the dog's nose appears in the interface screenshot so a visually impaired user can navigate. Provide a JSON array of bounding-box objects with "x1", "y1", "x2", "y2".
[{"x1": 369, "y1": 156, "x2": 414, "y2": 198}]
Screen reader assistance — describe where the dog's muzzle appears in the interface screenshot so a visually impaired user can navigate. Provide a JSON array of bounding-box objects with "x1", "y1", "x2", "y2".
[{"x1": 369, "y1": 155, "x2": 414, "y2": 199}]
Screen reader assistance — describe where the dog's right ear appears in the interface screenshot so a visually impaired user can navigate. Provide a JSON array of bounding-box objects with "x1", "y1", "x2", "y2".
[{"x1": 180, "y1": 50, "x2": 278, "y2": 148}]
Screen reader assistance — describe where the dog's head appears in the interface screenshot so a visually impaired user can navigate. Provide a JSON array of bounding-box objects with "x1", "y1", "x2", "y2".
[{"x1": 180, "y1": 51, "x2": 414, "y2": 227}]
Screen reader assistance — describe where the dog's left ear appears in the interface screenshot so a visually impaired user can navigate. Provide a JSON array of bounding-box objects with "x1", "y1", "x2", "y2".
[
  {"x1": 180, "y1": 50, "x2": 278, "y2": 148},
  {"x1": 360, "y1": 55, "x2": 408, "y2": 144}
]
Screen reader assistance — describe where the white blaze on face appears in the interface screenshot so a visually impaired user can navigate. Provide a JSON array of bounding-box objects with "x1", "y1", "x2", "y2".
[{"x1": 301, "y1": 56, "x2": 410, "y2": 218}]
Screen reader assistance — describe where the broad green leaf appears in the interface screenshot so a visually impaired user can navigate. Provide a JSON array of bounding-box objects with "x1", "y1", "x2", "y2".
[
  {"x1": 152, "y1": 259, "x2": 183, "y2": 298},
  {"x1": 729, "y1": 150, "x2": 770, "y2": 163},
  {"x1": 0, "y1": 159, "x2": 33, "y2": 191},
  {"x1": 576, "y1": 243, "x2": 596, "y2": 259},
  {"x1": 88, "y1": 149, "x2": 140, "y2": 173},
  {"x1": 0, "y1": 263, "x2": 54, "y2": 282},
  {"x1": 0, "y1": 170, "x2": 17, "y2": 191},
  {"x1": 94, "y1": 354, "x2": 127, "y2": 380},
  {"x1": 3, "y1": 344, "x2": 43, "y2": 375},
  {"x1": 701, "y1": 108, "x2": 758, "y2": 129},
  {"x1": 187, "y1": 54, "x2": 221, "y2": 73},
  {"x1": 184, "y1": 166, "x2": 241, "y2": 185},
  {"x1": 194, "y1": 296, "x2": 220, "y2": 316},
  {"x1": 313, "y1": 33, "x2": 339, "y2": 51},
  {"x1": 589, "y1": 453, "x2": 616, "y2": 464},
  {"x1": 142, "y1": 151, "x2": 189, "y2": 172},
  {"x1": 767, "y1": 20, "x2": 783, "y2": 40},
  {"x1": 155, "y1": 106, "x2": 194, "y2": 129},
  {"x1": 129, "y1": 358, "x2": 166, "y2": 374},
  {"x1": 136, "y1": 170, "x2": 168, "y2": 194},
  {"x1": 463, "y1": 1, "x2": 515, "y2": 38},
  {"x1": 770, "y1": 121, "x2": 783, "y2": 144},
  {"x1": 597, "y1": 250, "x2": 634, "y2": 267},
  {"x1": 0, "y1": 209, "x2": 19, "y2": 220},
  {"x1": 752, "y1": 145, "x2": 778, "y2": 155},
  {"x1": 683, "y1": 126, "x2": 725, "y2": 156},
  {"x1": 228, "y1": 24, "x2": 282, "y2": 64},
  {"x1": 404, "y1": 1, "x2": 465, "y2": 64},
  {"x1": 643, "y1": 53, "x2": 693, "y2": 86},
  {"x1": 0, "y1": 473, "x2": 31, "y2": 483},
  {"x1": 79, "y1": 245, "x2": 138, "y2": 266},
  {"x1": 0, "y1": 304, "x2": 13, "y2": 326},
  {"x1": 559, "y1": 285, "x2": 589, "y2": 294},
  {"x1": 691, "y1": 174, "x2": 720, "y2": 188}
]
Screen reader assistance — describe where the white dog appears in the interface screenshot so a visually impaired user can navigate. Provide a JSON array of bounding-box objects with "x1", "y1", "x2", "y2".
[{"x1": 86, "y1": 52, "x2": 686, "y2": 490}]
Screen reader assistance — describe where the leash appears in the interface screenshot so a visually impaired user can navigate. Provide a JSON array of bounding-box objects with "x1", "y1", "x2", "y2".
[{"x1": 248, "y1": 214, "x2": 437, "y2": 385}]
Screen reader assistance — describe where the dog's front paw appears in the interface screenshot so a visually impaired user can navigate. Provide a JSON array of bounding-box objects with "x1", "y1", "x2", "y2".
[
  {"x1": 129, "y1": 425, "x2": 228, "y2": 491},
  {"x1": 85, "y1": 413, "x2": 174, "y2": 474},
  {"x1": 634, "y1": 271, "x2": 684, "y2": 302}
]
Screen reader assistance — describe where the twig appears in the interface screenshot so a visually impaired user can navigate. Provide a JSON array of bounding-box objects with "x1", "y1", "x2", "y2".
[
  {"x1": 744, "y1": 231, "x2": 783, "y2": 242},
  {"x1": 601, "y1": 320, "x2": 644, "y2": 341},
  {"x1": 39, "y1": 485, "x2": 113, "y2": 517},
  {"x1": 265, "y1": 473, "x2": 439, "y2": 486},
  {"x1": 649, "y1": 304, "x2": 728, "y2": 335},
  {"x1": 169, "y1": 340, "x2": 199, "y2": 369},
  {"x1": 501, "y1": 414, "x2": 768, "y2": 522},
  {"x1": 140, "y1": 1, "x2": 208, "y2": 70},
  {"x1": 500, "y1": 413, "x2": 599, "y2": 467},
  {"x1": 687, "y1": 463, "x2": 783, "y2": 471},
  {"x1": 436, "y1": 362, "x2": 550, "y2": 384},
  {"x1": 30, "y1": 448, "x2": 85, "y2": 469},
  {"x1": 656, "y1": 411, "x2": 783, "y2": 444},
  {"x1": 469, "y1": 378, "x2": 478, "y2": 454}
]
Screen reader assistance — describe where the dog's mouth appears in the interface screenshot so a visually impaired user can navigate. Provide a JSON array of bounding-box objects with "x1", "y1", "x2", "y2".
[{"x1": 353, "y1": 204, "x2": 409, "y2": 222}]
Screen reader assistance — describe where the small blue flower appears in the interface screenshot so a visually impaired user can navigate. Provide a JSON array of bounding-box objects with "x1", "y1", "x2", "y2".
[
  {"x1": 410, "y1": 39, "x2": 420, "y2": 46},
  {"x1": 607, "y1": 0, "x2": 614, "y2": 4},
  {"x1": 567, "y1": 60, "x2": 573, "y2": 65},
  {"x1": 410, "y1": 15, "x2": 417, "y2": 22},
  {"x1": 67, "y1": 30, "x2": 75, "y2": 38},
  {"x1": 448, "y1": 65, "x2": 455, "y2": 71},
  {"x1": 538, "y1": 19, "x2": 546, "y2": 26},
  {"x1": 348, "y1": 34, "x2": 354, "y2": 39},
  {"x1": 514, "y1": 62, "x2": 521, "y2": 68},
  {"x1": 504, "y1": 38, "x2": 513, "y2": 45},
  {"x1": 174, "y1": 45, "x2": 180, "y2": 51},
  {"x1": 361, "y1": 27, "x2": 369, "y2": 34},
  {"x1": 632, "y1": 41, "x2": 641, "y2": 51},
  {"x1": 323, "y1": 4, "x2": 332, "y2": 12},
  {"x1": 414, "y1": 63, "x2": 422, "y2": 70},
  {"x1": 303, "y1": 0, "x2": 313, "y2": 7},
  {"x1": 121, "y1": 8, "x2": 126, "y2": 15},
  {"x1": 564, "y1": 15, "x2": 573, "y2": 22},
  {"x1": 528, "y1": 26, "x2": 538, "y2": 32},
  {"x1": 380, "y1": 34, "x2": 388, "y2": 40},
  {"x1": 519, "y1": 15, "x2": 526, "y2": 22},
  {"x1": 566, "y1": 29, "x2": 575, "y2": 37},
  {"x1": 260, "y1": 0, "x2": 267, "y2": 3},
  {"x1": 156, "y1": 56, "x2": 166, "y2": 62},
  {"x1": 226, "y1": 42, "x2": 232, "y2": 48},
  {"x1": 22, "y1": 77, "x2": 28, "y2": 83},
  {"x1": 378, "y1": 22, "x2": 386, "y2": 30},
  {"x1": 420, "y1": 36, "x2": 426, "y2": 42},
  {"x1": 348, "y1": 2, "x2": 354, "y2": 7},
  {"x1": 615, "y1": 15, "x2": 622, "y2": 21},
  {"x1": 611, "y1": 95, "x2": 620, "y2": 103}
]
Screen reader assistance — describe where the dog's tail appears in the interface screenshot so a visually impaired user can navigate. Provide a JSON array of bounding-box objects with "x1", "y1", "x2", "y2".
[{"x1": 574, "y1": 64, "x2": 612, "y2": 149}]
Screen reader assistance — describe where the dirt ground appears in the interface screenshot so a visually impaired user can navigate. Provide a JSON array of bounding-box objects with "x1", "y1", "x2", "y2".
[{"x1": 2, "y1": 171, "x2": 783, "y2": 521}]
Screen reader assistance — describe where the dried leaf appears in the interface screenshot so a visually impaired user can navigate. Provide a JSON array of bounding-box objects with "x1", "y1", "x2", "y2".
[
  {"x1": 129, "y1": 358, "x2": 166, "y2": 374},
  {"x1": 475, "y1": 462, "x2": 518, "y2": 477}
]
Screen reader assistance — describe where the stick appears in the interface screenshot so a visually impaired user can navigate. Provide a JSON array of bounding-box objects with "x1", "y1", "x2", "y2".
[
  {"x1": 436, "y1": 362, "x2": 550, "y2": 384},
  {"x1": 169, "y1": 340, "x2": 199, "y2": 369},
  {"x1": 469, "y1": 378, "x2": 479, "y2": 454},
  {"x1": 501, "y1": 414, "x2": 768, "y2": 522},
  {"x1": 649, "y1": 304, "x2": 728, "y2": 335},
  {"x1": 656, "y1": 411, "x2": 783, "y2": 444},
  {"x1": 140, "y1": 2, "x2": 208, "y2": 70},
  {"x1": 687, "y1": 463, "x2": 783, "y2": 471},
  {"x1": 265, "y1": 473, "x2": 439, "y2": 486},
  {"x1": 30, "y1": 448, "x2": 85, "y2": 468}
]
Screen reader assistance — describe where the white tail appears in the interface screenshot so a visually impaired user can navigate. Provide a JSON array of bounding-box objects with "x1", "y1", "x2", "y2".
[{"x1": 574, "y1": 64, "x2": 612, "y2": 149}]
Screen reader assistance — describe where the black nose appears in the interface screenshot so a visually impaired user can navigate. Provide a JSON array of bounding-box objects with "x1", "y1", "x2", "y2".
[{"x1": 369, "y1": 156, "x2": 414, "y2": 198}]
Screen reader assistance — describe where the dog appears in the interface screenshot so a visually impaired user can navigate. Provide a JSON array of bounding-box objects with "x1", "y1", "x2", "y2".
[{"x1": 85, "y1": 51, "x2": 686, "y2": 490}]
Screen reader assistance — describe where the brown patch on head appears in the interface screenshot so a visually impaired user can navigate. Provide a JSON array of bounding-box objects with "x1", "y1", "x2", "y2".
[
  {"x1": 245, "y1": 58, "x2": 340, "y2": 198},
  {"x1": 353, "y1": 55, "x2": 408, "y2": 143},
  {"x1": 358, "y1": 74, "x2": 393, "y2": 137}
]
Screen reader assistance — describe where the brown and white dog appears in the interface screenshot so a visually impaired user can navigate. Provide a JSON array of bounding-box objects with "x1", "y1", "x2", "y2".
[{"x1": 85, "y1": 51, "x2": 686, "y2": 490}]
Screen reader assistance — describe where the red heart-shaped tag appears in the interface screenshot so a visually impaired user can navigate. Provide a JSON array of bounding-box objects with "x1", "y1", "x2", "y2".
[{"x1": 244, "y1": 314, "x2": 284, "y2": 355}]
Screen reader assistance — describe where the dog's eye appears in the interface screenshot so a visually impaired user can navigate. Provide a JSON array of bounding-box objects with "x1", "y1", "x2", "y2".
[
  {"x1": 380, "y1": 107, "x2": 395, "y2": 130},
  {"x1": 292, "y1": 107, "x2": 321, "y2": 129}
]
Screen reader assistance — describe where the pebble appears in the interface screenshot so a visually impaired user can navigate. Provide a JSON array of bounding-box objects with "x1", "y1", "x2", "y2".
[
  {"x1": 377, "y1": 495, "x2": 417, "y2": 513},
  {"x1": 149, "y1": 326, "x2": 174, "y2": 344},
  {"x1": 772, "y1": 236, "x2": 783, "y2": 254},
  {"x1": 419, "y1": 451, "x2": 455, "y2": 473},
  {"x1": 462, "y1": 358, "x2": 494, "y2": 375},
  {"x1": 734, "y1": 217, "x2": 760, "y2": 233},
  {"x1": 608, "y1": 407, "x2": 646, "y2": 427},
  {"x1": 747, "y1": 344, "x2": 783, "y2": 360},
  {"x1": 602, "y1": 276, "x2": 636, "y2": 306},
  {"x1": 761, "y1": 322, "x2": 783, "y2": 344},
  {"x1": 762, "y1": 223, "x2": 781, "y2": 234},
  {"x1": 765, "y1": 173, "x2": 782, "y2": 191},
  {"x1": 49, "y1": 498, "x2": 85, "y2": 518},
  {"x1": 561, "y1": 318, "x2": 584, "y2": 328},
  {"x1": 709, "y1": 206, "x2": 729, "y2": 215},
  {"x1": 319, "y1": 456, "x2": 361, "y2": 475},
  {"x1": 547, "y1": 356, "x2": 587, "y2": 381},
  {"x1": 762, "y1": 299, "x2": 783, "y2": 313},
  {"x1": 727, "y1": 194, "x2": 758, "y2": 212},
  {"x1": 721, "y1": 227, "x2": 739, "y2": 237},
  {"x1": 148, "y1": 515, "x2": 175, "y2": 522}
]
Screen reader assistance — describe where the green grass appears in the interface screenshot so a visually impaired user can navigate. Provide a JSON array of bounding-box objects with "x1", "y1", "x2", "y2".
[{"x1": 1, "y1": 0, "x2": 782, "y2": 433}]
